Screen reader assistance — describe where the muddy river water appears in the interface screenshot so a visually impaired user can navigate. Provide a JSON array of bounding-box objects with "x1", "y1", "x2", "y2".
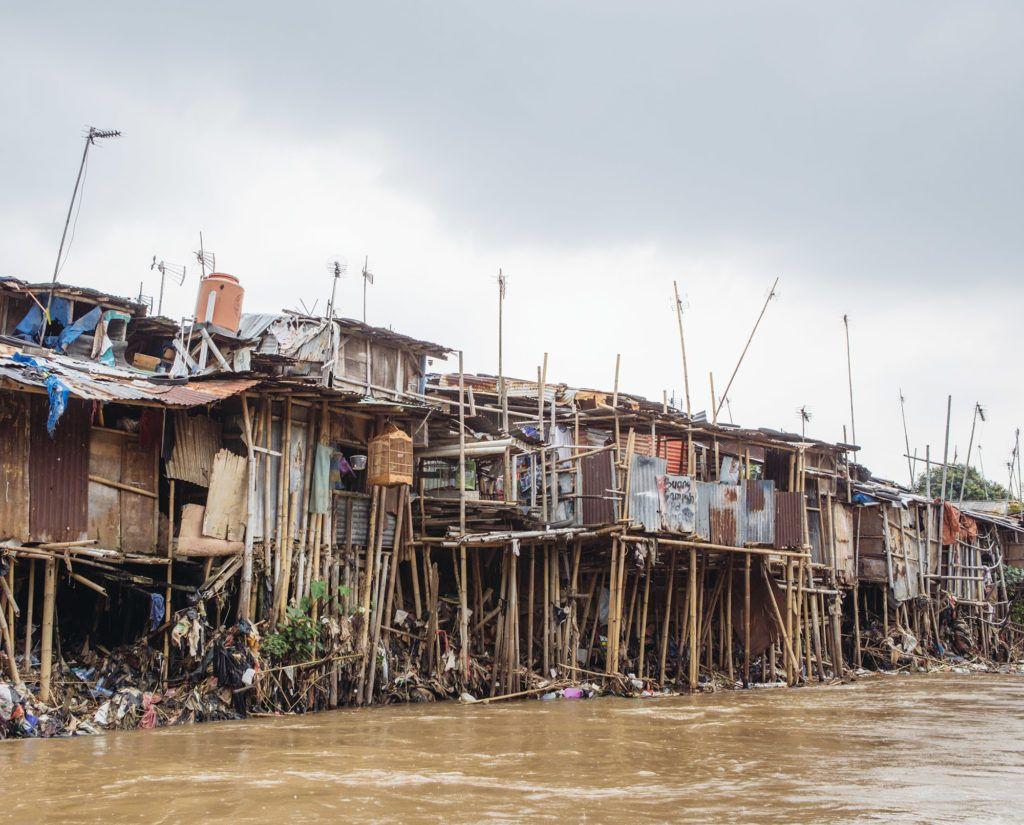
[{"x1": 2, "y1": 674, "x2": 1022, "y2": 824}]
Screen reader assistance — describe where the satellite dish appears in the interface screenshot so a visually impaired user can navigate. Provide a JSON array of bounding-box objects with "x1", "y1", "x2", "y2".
[{"x1": 325, "y1": 255, "x2": 348, "y2": 318}]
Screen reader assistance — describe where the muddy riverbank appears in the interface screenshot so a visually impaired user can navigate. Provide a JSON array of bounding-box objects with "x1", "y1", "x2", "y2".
[{"x1": 2, "y1": 673, "x2": 1022, "y2": 824}]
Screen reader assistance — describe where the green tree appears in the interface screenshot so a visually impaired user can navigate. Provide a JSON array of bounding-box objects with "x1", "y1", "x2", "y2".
[{"x1": 913, "y1": 463, "x2": 1009, "y2": 501}]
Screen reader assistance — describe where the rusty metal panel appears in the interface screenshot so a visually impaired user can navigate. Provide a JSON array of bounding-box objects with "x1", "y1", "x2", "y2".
[
  {"x1": 658, "y1": 475, "x2": 695, "y2": 533},
  {"x1": 831, "y1": 501, "x2": 857, "y2": 584},
  {"x1": 710, "y1": 484, "x2": 745, "y2": 547},
  {"x1": 628, "y1": 454, "x2": 667, "y2": 532},
  {"x1": 774, "y1": 491, "x2": 803, "y2": 549},
  {"x1": 744, "y1": 479, "x2": 775, "y2": 545},
  {"x1": 695, "y1": 481, "x2": 713, "y2": 540},
  {"x1": 29, "y1": 395, "x2": 89, "y2": 543},
  {"x1": 0, "y1": 391, "x2": 30, "y2": 540},
  {"x1": 581, "y1": 450, "x2": 615, "y2": 527},
  {"x1": 333, "y1": 493, "x2": 396, "y2": 548},
  {"x1": 696, "y1": 482, "x2": 745, "y2": 546},
  {"x1": 656, "y1": 438, "x2": 686, "y2": 475},
  {"x1": 885, "y1": 504, "x2": 922, "y2": 602}
]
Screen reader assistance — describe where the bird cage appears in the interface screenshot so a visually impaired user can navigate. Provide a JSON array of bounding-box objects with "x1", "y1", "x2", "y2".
[{"x1": 368, "y1": 424, "x2": 413, "y2": 486}]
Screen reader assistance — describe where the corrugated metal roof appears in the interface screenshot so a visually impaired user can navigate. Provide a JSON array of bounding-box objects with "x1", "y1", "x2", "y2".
[{"x1": 0, "y1": 352, "x2": 259, "y2": 407}]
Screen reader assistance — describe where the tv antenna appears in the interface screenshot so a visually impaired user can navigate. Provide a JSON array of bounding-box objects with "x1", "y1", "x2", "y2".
[
  {"x1": 42, "y1": 126, "x2": 122, "y2": 343},
  {"x1": 195, "y1": 232, "x2": 215, "y2": 277},
  {"x1": 360, "y1": 255, "x2": 374, "y2": 323},
  {"x1": 325, "y1": 255, "x2": 348, "y2": 319},
  {"x1": 150, "y1": 256, "x2": 186, "y2": 316},
  {"x1": 797, "y1": 405, "x2": 812, "y2": 439}
]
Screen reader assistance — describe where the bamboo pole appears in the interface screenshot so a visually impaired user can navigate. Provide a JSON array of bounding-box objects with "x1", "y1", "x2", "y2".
[
  {"x1": 605, "y1": 539, "x2": 619, "y2": 674},
  {"x1": 39, "y1": 558, "x2": 56, "y2": 702},
  {"x1": 527, "y1": 546, "x2": 536, "y2": 672},
  {"x1": 658, "y1": 549, "x2": 677, "y2": 685},
  {"x1": 688, "y1": 547, "x2": 698, "y2": 691},
  {"x1": 726, "y1": 557, "x2": 734, "y2": 682},
  {"x1": 743, "y1": 552, "x2": 751, "y2": 685},
  {"x1": 760, "y1": 562, "x2": 799, "y2": 676},
  {"x1": 355, "y1": 486, "x2": 381, "y2": 698},
  {"x1": 638, "y1": 554, "x2": 652, "y2": 678},
  {"x1": 23, "y1": 560, "x2": 35, "y2": 672}
]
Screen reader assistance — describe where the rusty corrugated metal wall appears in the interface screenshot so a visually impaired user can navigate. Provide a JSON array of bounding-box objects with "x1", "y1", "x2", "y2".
[
  {"x1": 333, "y1": 493, "x2": 396, "y2": 548},
  {"x1": 581, "y1": 450, "x2": 616, "y2": 526},
  {"x1": 774, "y1": 491, "x2": 803, "y2": 549},
  {"x1": 744, "y1": 479, "x2": 775, "y2": 545},
  {"x1": 696, "y1": 482, "x2": 745, "y2": 546},
  {"x1": 29, "y1": 396, "x2": 89, "y2": 543},
  {"x1": 628, "y1": 454, "x2": 667, "y2": 531}
]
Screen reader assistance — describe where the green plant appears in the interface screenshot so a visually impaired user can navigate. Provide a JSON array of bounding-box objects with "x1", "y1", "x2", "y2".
[{"x1": 262, "y1": 606, "x2": 318, "y2": 663}]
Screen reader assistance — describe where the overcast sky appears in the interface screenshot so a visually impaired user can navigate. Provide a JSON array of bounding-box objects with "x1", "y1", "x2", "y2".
[{"x1": 4, "y1": 2, "x2": 1022, "y2": 486}]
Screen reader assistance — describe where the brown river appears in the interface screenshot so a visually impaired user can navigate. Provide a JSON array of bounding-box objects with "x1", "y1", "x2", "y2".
[{"x1": 2, "y1": 674, "x2": 1022, "y2": 824}]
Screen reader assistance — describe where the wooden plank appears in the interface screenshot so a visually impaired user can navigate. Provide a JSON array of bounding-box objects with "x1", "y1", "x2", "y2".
[
  {"x1": 203, "y1": 449, "x2": 249, "y2": 541},
  {"x1": 88, "y1": 429, "x2": 122, "y2": 549},
  {"x1": 0, "y1": 391, "x2": 30, "y2": 540},
  {"x1": 121, "y1": 434, "x2": 159, "y2": 553}
]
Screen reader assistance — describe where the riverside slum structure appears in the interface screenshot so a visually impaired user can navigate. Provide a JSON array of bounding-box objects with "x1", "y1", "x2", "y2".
[
  {"x1": 422, "y1": 372, "x2": 856, "y2": 694},
  {"x1": 0, "y1": 271, "x2": 1021, "y2": 739},
  {"x1": 0, "y1": 273, "x2": 453, "y2": 736},
  {"x1": 845, "y1": 472, "x2": 1024, "y2": 668},
  {"x1": 423, "y1": 371, "x2": 1024, "y2": 695}
]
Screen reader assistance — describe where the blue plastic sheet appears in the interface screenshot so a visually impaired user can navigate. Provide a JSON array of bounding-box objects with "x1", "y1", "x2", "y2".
[
  {"x1": 56, "y1": 304, "x2": 101, "y2": 353},
  {"x1": 44, "y1": 375, "x2": 69, "y2": 437},
  {"x1": 13, "y1": 297, "x2": 71, "y2": 342}
]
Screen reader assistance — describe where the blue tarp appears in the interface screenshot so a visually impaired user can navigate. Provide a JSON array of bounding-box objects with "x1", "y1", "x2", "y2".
[
  {"x1": 14, "y1": 297, "x2": 71, "y2": 344},
  {"x1": 44, "y1": 375, "x2": 69, "y2": 437},
  {"x1": 11, "y1": 353, "x2": 72, "y2": 437},
  {"x1": 56, "y1": 304, "x2": 101, "y2": 353}
]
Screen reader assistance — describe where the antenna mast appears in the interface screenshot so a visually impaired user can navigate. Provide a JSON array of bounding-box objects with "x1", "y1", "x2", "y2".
[
  {"x1": 899, "y1": 389, "x2": 913, "y2": 485},
  {"x1": 150, "y1": 257, "x2": 186, "y2": 316},
  {"x1": 43, "y1": 126, "x2": 121, "y2": 342},
  {"x1": 844, "y1": 314, "x2": 857, "y2": 447},
  {"x1": 673, "y1": 280, "x2": 691, "y2": 417},
  {"x1": 497, "y1": 269, "x2": 509, "y2": 433},
  {"x1": 361, "y1": 255, "x2": 374, "y2": 323},
  {"x1": 715, "y1": 276, "x2": 779, "y2": 420}
]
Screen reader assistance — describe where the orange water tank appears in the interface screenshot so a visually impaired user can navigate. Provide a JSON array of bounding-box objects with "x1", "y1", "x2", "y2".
[{"x1": 194, "y1": 272, "x2": 245, "y2": 333}]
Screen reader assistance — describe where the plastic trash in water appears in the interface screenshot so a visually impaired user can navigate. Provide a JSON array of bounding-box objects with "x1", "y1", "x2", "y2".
[{"x1": 561, "y1": 688, "x2": 584, "y2": 699}]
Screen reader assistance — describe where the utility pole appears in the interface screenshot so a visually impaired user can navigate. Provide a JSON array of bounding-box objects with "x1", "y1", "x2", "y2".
[{"x1": 43, "y1": 126, "x2": 121, "y2": 341}]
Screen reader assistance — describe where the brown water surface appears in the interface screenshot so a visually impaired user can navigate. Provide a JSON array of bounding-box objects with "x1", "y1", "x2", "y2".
[{"x1": 2, "y1": 674, "x2": 1023, "y2": 824}]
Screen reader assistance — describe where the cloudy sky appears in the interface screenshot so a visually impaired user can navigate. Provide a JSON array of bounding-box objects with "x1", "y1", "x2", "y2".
[{"x1": 4, "y1": 2, "x2": 1022, "y2": 485}]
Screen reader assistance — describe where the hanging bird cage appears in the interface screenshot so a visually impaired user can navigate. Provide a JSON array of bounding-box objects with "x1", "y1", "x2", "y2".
[{"x1": 368, "y1": 424, "x2": 413, "y2": 486}]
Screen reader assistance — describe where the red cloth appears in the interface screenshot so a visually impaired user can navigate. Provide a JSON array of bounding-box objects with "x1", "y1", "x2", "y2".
[{"x1": 941, "y1": 501, "x2": 979, "y2": 545}]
